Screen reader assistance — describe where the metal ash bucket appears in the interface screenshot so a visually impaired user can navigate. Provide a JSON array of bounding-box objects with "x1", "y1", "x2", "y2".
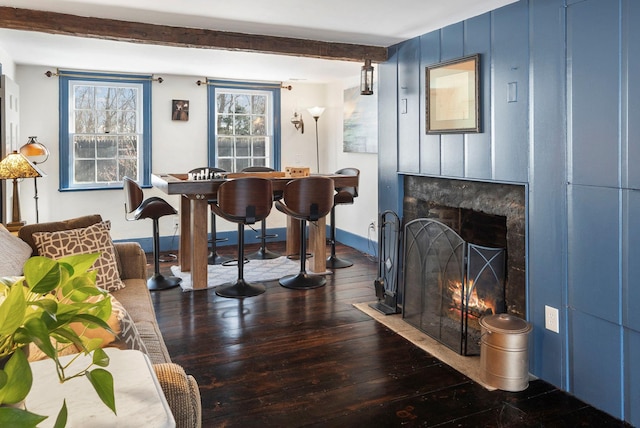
[{"x1": 479, "y1": 313, "x2": 532, "y2": 391}]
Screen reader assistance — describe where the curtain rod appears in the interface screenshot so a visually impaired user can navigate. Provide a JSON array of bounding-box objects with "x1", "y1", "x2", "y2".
[
  {"x1": 45, "y1": 70, "x2": 163, "y2": 83},
  {"x1": 195, "y1": 78, "x2": 291, "y2": 90}
]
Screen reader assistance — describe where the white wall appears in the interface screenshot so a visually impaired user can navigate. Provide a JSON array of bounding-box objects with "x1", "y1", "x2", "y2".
[{"x1": 13, "y1": 64, "x2": 378, "y2": 248}]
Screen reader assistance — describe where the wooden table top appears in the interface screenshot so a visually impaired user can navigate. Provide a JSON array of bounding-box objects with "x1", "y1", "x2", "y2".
[{"x1": 152, "y1": 173, "x2": 358, "y2": 198}]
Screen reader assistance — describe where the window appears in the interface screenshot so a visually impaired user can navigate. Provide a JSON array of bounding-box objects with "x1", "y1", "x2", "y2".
[
  {"x1": 208, "y1": 81, "x2": 281, "y2": 172},
  {"x1": 59, "y1": 71, "x2": 151, "y2": 190}
]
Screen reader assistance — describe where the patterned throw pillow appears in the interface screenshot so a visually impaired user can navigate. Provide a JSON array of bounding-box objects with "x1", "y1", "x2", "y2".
[
  {"x1": 32, "y1": 221, "x2": 125, "y2": 292},
  {"x1": 0, "y1": 224, "x2": 33, "y2": 276}
]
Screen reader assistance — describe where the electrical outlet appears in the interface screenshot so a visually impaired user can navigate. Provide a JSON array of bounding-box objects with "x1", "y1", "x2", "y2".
[
  {"x1": 173, "y1": 215, "x2": 180, "y2": 228},
  {"x1": 369, "y1": 219, "x2": 376, "y2": 232},
  {"x1": 545, "y1": 305, "x2": 559, "y2": 333}
]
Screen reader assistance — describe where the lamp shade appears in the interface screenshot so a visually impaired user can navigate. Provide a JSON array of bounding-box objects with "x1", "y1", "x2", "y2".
[
  {"x1": 307, "y1": 106, "x2": 325, "y2": 119},
  {"x1": 20, "y1": 136, "x2": 50, "y2": 165},
  {"x1": 0, "y1": 151, "x2": 44, "y2": 180}
]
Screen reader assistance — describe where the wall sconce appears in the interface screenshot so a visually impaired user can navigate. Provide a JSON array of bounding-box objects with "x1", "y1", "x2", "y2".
[
  {"x1": 361, "y1": 59, "x2": 374, "y2": 95},
  {"x1": 291, "y1": 111, "x2": 304, "y2": 133}
]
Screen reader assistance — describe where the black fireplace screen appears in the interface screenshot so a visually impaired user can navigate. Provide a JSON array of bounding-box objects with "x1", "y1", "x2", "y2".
[{"x1": 403, "y1": 219, "x2": 506, "y2": 355}]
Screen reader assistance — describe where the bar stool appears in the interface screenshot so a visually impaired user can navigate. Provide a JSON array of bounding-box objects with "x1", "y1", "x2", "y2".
[
  {"x1": 123, "y1": 177, "x2": 182, "y2": 291},
  {"x1": 275, "y1": 176, "x2": 335, "y2": 290},
  {"x1": 326, "y1": 168, "x2": 360, "y2": 269},
  {"x1": 240, "y1": 166, "x2": 281, "y2": 260},
  {"x1": 209, "y1": 177, "x2": 274, "y2": 298},
  {"x1": 188, "y1": 167, "x2": 231, "y2": 265}
]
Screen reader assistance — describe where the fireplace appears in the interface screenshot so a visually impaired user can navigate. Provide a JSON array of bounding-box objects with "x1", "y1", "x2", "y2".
[{"x1": 402, "y1": 176, "x2": 526, "y2": 354}]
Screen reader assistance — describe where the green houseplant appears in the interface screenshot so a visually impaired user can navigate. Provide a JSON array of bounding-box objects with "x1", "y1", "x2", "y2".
[{"x1": 0, "y1": 252, "x2": 116, "y2": 427}]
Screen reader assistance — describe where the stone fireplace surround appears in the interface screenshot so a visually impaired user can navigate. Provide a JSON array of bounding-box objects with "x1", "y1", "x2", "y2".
[{"x1": 403, "y1": 175, "x2": 526, "y2": 319}]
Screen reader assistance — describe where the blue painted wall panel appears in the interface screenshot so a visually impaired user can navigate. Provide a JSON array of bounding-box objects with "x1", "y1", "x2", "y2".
[
  {"x1": 570, "y1": 310, "x2": 622, "y2": 419},
  {"x1": 528, "y1": 0, "x2": 567, "y2": 388},
  {"x1": 624, "y1": 189, "x2": 640, "y2": 330},
  {"x1": 568, "y1": 185, "x2": 620, "y2": 323},
  {"x1": 378, "y1": 46, "x2": 400, "y2": 215},
  {"x1": 441, "y1": 134, "x2": 465, "y2": 177},
  {"x1": 463, "y1": 14, "x2": 492, "y2": 180},
  {"x1": 567, "y1": 0, "x2": 619, "y2": 187},
  {"x1": 440, "y1": 22, "x2": 464, "y2": 62},
  {"x1": 491, "y1": 1, "x2": 529, "y2": 183},
  {"x1": 419, "y1": 32, "x2": 442, "y2": 175},
  {"x1": 397, "y1": 38, "x2": 420, "y2": 173},
  {"x1": 439, "y1": 23, "x2": 465, "y2": 177},
  {"x1": 624, "y1": 0, "x2": 640, "y2": 190},
  {"x1": 626, "y1": 328, "x2": 640, "y2": 426}
]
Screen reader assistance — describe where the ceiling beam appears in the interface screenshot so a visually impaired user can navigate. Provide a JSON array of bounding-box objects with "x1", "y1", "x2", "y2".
[{"x1": 0, "y1": 7, "x2": 388, "y2": 63}]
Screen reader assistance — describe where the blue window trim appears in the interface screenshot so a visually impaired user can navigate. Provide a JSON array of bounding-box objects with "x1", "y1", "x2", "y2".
[
  {"x1": 206, "y1": 80, "x2": 281, "y2": 171},
  {"x1": 58, "y1": 70, "x2": 152, "y2": 191}
]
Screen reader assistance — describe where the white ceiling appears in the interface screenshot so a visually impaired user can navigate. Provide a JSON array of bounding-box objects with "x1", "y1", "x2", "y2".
[{"x1": 0, "y1": 0, "x2": 516, "y2": 83}]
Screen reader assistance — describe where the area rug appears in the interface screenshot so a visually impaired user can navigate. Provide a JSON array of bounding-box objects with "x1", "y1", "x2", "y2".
[
  {"x1": 171, "y1": 256, "x2": 303, "y2": 291},
  {"x1": 353, "y1": 302, "x2": 497, "y2": 390}
]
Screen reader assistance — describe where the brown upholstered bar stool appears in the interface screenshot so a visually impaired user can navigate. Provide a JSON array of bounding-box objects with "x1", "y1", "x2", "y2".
[
  {"x1": 123, "y1": 177, "x2": 182, "y2": 291},
  {"x1": 326, "y1": 168, "x2": 360, "y2": 269},
  {"x1": 275, "y1": 176, "x2": 335, "y2": 290},
  {"x1": 209, "y1": 177, "x2": 273, "y2": 298},
  {"x1": 188, "y1": 167, "x2": 231, "y2": 265},
  {"x1": 240, "y1": 166, "x2": 282, "y2": 260}
]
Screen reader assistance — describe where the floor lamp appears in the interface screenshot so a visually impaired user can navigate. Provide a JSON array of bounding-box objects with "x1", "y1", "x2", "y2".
[
  {"x1": 0, "y1": 151, "x2": 44, "y2": 231},
  {"x1": 20, "y1": 136, "x2": 49, "y2": 223},
  {"x1": 307, "y1": 106, "x2": 325, "y2": 173}
]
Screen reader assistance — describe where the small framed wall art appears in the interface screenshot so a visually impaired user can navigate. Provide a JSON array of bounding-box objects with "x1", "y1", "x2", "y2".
[
  {"x1": 172, "y1": 99, "x2": 189, "y2": 121},
  {"x1": 426, "y1": 54, "x2": 480, "y2": 134}
]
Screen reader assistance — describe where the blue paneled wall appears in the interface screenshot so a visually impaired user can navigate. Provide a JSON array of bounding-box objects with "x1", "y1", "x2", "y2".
[{"x1": 378, "y1": 0, "x2": 640, "y2": 423}]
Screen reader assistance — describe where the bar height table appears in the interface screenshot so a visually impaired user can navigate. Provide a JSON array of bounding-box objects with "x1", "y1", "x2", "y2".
[{"x1": 152, "y1": 173, "x2": 359, "y2": 290}]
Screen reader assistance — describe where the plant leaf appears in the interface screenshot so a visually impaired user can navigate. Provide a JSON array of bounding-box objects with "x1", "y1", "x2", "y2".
[
  {"x1": 92, "y1": 348, "x2": 110, "y2": 367},
  {"x1": 0, "y1": 281, "x2": 26, "y2": 335},
  {"x1": 86, "y1": 368, "x2": 116, "y2": 414},
  {"x1": 23, "y1": 257, "x2": 61, "y2": 294},
  {"x1": 0, "y1": 406, "x2": 48, "y2": 428},
  {"x1": 23, "y1": 318, "x2": 56, "y2": 360},
  {"x1": 0, "y1": 350, "x2": 32, "y2": 404},
  {"x1": 52, "y1": 400, "x2": 68, "y2": 428}
]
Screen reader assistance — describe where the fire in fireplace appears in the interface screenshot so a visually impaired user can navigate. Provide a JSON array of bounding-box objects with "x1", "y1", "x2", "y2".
[{"x1": 403, "y1": 219, "x2": 506, "y2": 355}]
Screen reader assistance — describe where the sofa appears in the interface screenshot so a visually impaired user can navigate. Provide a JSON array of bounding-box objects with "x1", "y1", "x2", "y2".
[{"x1": 12, "y1": 214, "x2": 202, "y2": 428}]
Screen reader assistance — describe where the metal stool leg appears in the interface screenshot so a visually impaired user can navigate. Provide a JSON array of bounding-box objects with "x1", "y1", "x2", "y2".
[
  {"x1": 147, "y1": 218, "x2": 182, "y2": 291},
  {"x1": 247, "y1": 219, "x2": 280, "y2": 260},
  {"x1": 209, "y1": 212, "x2": 232, "y2": 265},
  {"x1": 215, "y1": 223, "x2": 266, "y2": 298},
  {"x1": 280, "y1": 220, "x2": 326, "y2": 290},
  {"x1": 326, "y1": 205, "x2": 353, "y2": 269}
]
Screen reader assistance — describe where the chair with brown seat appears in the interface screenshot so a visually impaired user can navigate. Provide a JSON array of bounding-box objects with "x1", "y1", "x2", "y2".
[
  {"x1": 123, "y1": 176, "x2": 182, "y2": 291},
  {"x1": 275, "y1": 176, "x2": 335, "y2": 290},
  {"x1": 209, "y1": 177, "x2": 274, "y2": 298},
  {"x1": 326, "y1": 168, "x2": 360, "y2": 269},
  {"x1": 189, "y1": 167, "x2": 231, "y2": 265},
  {"x1": 240, "y1": 166, "x2": 282, "y2": 260}
]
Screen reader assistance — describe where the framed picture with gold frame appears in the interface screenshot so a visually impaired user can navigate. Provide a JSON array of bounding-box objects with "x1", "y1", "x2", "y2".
[{"x1": 426, "y1": 54, "x2": 480, "y2": 134}]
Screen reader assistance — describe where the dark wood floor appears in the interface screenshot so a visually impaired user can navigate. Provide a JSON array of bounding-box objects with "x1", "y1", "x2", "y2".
[{"x1": 148, "y1": 242, "x2": 630, "y2": 427}]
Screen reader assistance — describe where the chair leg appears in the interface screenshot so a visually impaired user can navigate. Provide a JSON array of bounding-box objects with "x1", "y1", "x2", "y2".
[
  {"x1": 326, "y1": 205, "x2": 353, "y2": 269},
  {"x1": 209, "y1": 212, "x2": 232, "y2": 265},
  {"x1": 215, "y1": 223, "x2": 266, "y2": 298},
  {"x1": 147, "y1": 218, "x2": 182, "y2": 291},
  {"x1": 247, "y1": 219, "x2": 280, "y2": 260},
  {"x1": 280, "y1": 219, "x2": 326, "y2": 290}
]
